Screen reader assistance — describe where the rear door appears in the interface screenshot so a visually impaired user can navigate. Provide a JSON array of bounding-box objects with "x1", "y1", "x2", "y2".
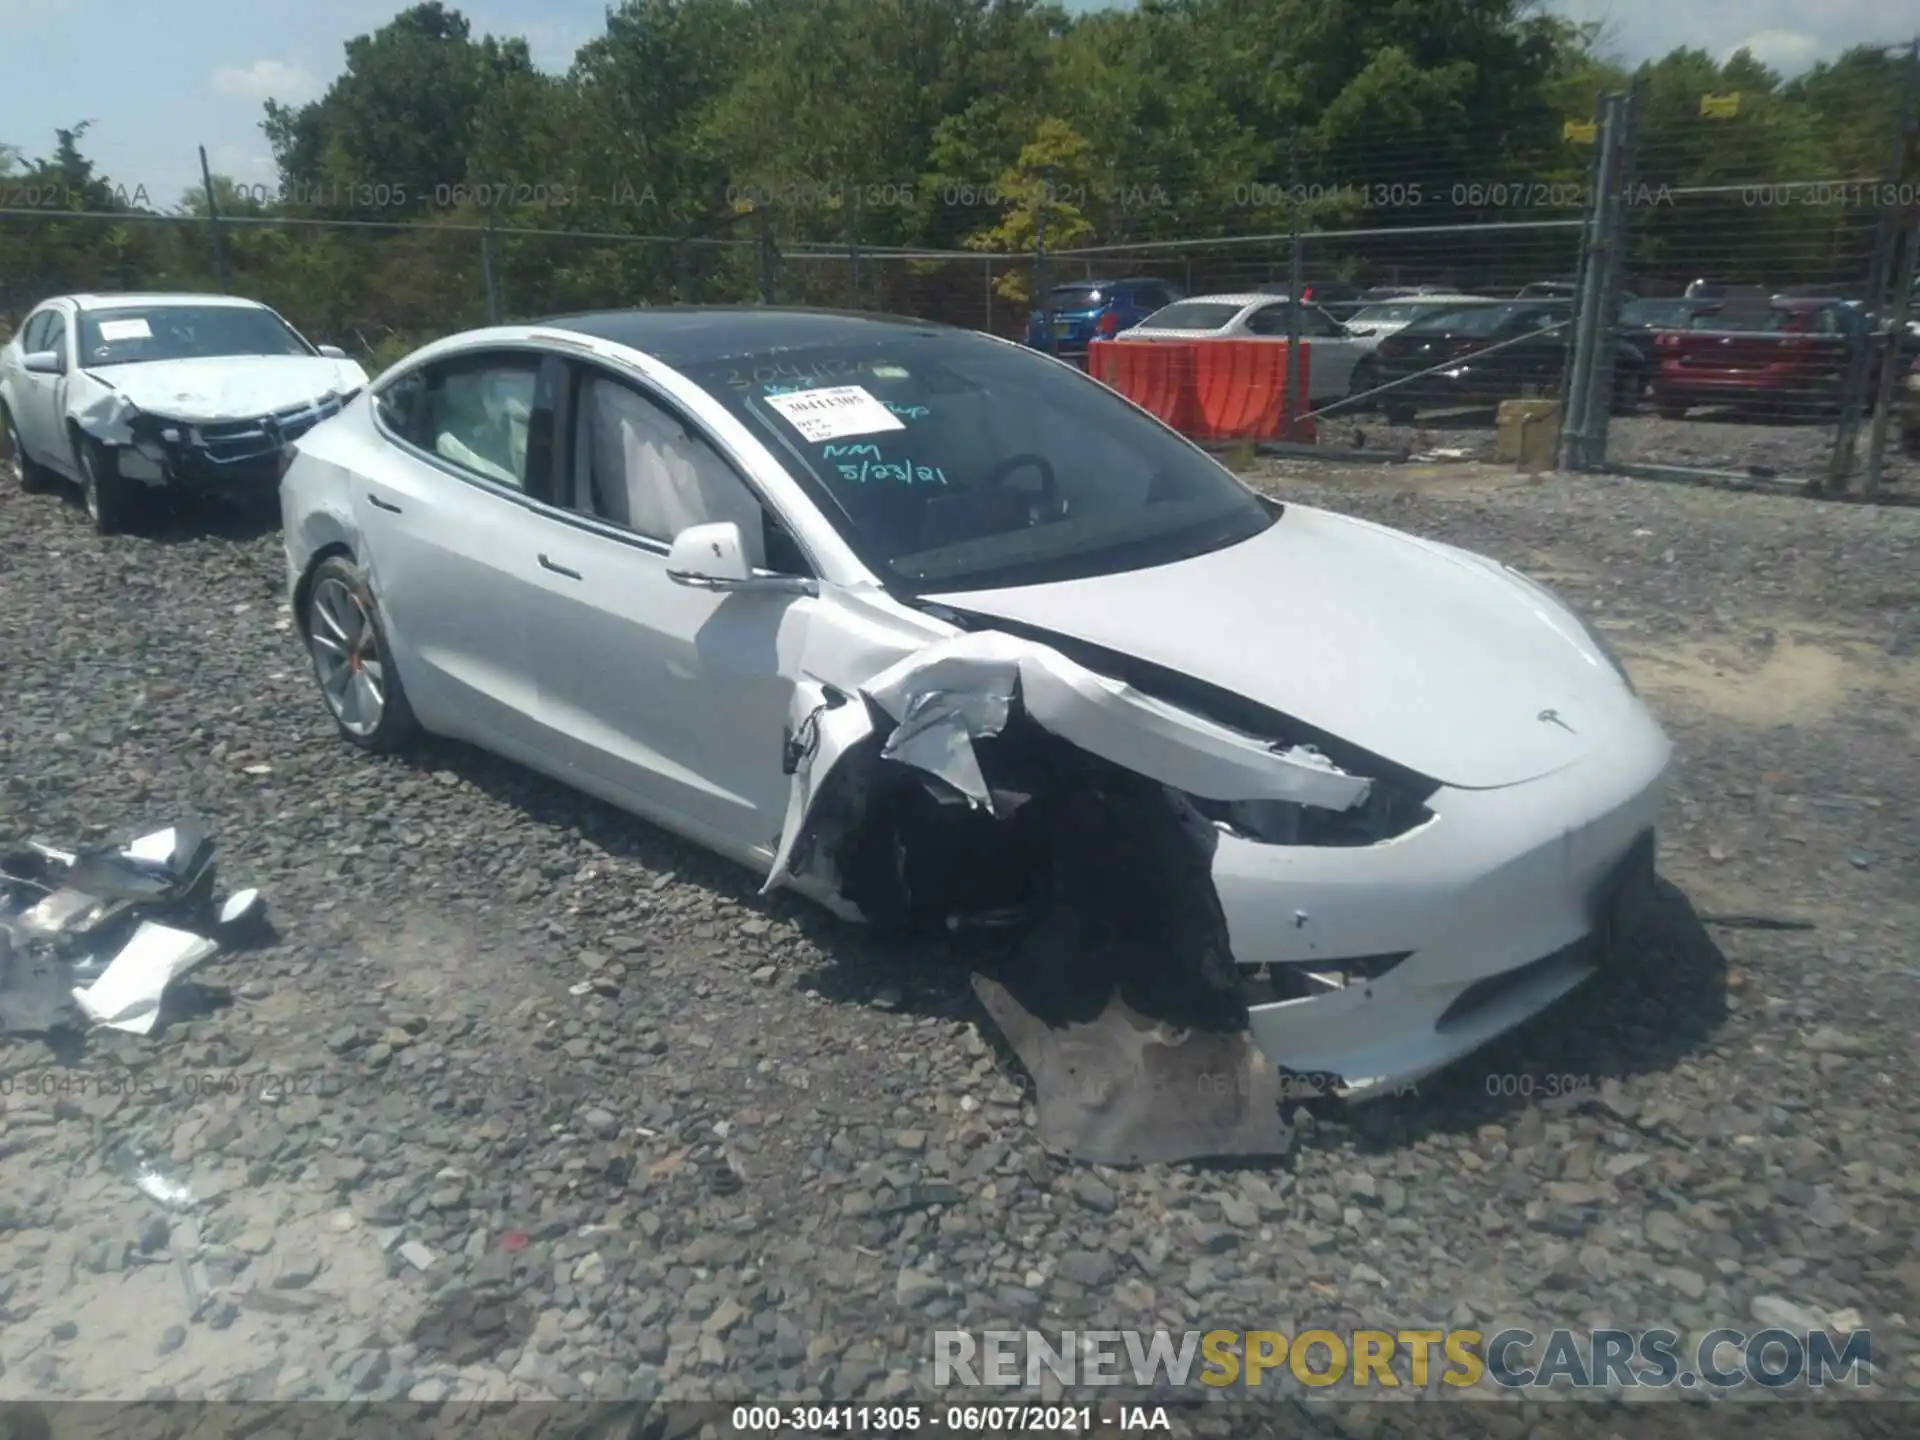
[
  {"x1": 352, "y1": 349, "x2": 558, "y2": 753},
  {"x1": 1247, "y1": 303, "x2": 1361, "y2": 401}
]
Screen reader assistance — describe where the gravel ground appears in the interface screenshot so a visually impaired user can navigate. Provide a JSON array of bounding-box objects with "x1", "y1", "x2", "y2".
[
  {"x1": 1, "y1": 456, "x2": 1918, "y2": 1436},
  {"x1": 1318, "y1": 405, "x2": 1920, "y2": 493}
]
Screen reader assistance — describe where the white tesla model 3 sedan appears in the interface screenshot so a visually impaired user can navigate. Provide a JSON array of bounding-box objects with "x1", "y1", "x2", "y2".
[{"x1": 281, "y1": 307, "x2": 1670, "y2": 1097}]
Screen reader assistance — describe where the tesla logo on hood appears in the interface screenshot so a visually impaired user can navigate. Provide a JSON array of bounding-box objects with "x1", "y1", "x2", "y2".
[{"x1": 1537, "y1": 707, "x2": 1576, "y2": 733}]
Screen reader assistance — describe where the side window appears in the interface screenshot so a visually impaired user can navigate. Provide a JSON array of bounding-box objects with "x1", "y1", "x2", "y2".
[
  {"x1": 21, "y1": 312, "x2": 51, "y2": 353},
  {"x1": 1245, "y1": 304, "x2": 1291, "y2": 337},
  {"x1": 1299, "y1": 306, "x2": 1340, "y2": 337},
  {"x1": 1138, "y1": 287, "x2": 1173, "y2": 311},
  {"x1": 421, "y1": 359, "x2": 539, "y2": 489},
  {"x1": 39, "y1": 313, "x2": 67, "y2": 363},
  {"x1": 374, "y1": 370, "x2": 426, "y2": 443},
  {"x1": 571, "y1": 372, "x2": 788, "y2": 572}
]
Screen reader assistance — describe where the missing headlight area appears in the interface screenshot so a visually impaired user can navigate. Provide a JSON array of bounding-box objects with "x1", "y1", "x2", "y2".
[{"x1": 764, "y1": 629, "x2": 1407, "y2": 1162}]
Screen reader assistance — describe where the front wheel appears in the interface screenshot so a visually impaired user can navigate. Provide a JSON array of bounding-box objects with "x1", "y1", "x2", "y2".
[
  {"x1": 1654, "y1": 397, "x2": 1688, "y2": 420},
  {"x1": 3, "y1": 406, "x2": 55, "y2": 494},
  {"x1": 1382, "y1": 401, "x2": 1417, "y2": 424},
  {"x1": 303, "y1": 554, "x2": 420, "y2": 754},
  {"x1": 76, "y1": 434, "x2": 141, "y2": 534}
]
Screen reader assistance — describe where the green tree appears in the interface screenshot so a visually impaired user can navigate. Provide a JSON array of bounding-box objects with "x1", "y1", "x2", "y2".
[{"x1": 965, "y1": 117, "x2": 1098, "y2": 304}]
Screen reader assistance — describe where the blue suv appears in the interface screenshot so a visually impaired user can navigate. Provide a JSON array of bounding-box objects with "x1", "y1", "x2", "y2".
[{"x1": 1025, "y1": 278, "x2": 1183, "y2": 363}]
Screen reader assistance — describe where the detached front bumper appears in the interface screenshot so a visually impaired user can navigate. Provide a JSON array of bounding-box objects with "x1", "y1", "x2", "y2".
[{"x1": 1215, "y1": 704, "x2": 1672, "y2": 1096}]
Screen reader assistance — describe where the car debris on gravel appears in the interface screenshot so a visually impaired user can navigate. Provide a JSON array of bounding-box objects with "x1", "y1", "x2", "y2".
[{"x1": 1, "y1": 818, "x2": 267, "y2": 1036}]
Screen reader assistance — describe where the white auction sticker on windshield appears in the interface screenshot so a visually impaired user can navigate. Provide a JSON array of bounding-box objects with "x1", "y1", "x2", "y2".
[
  {"x1": 764, "y1": 385, "x2": 906, "y2": 442},
  {"x1": 97, "y1": 318, "x2": 153, "y2": 342}
]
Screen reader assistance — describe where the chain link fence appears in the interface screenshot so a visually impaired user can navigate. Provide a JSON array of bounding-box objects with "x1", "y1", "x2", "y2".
[
  {"x1": 1574, "y1": 52, "x2": 1920, "y2": 499},
  {"x1": 8, "y1": 73, "x2": 1920, "y2": 500}
]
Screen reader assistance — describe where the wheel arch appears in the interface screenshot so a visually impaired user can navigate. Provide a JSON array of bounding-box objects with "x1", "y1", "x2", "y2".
[{"x1": 293, "y1": 541, "x2": 357, "y2": 642}]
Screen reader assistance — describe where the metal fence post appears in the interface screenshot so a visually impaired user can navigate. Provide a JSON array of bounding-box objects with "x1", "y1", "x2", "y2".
[
  {"x1": 481, "y1": 209, "x2": 501, "y2": 324},
  {"x1": 1560, "y1": 91, "x2": 1626, "y2": 471},
  {"x1": 1579, "y1": 82, "x2": 1641, "y2": 465},
  {"x1": 984, "y1": 255, "x2": 994, "y2": 334},
  {"x1": 1035, "y1": 171, "x2": 1053, "y2": 358},
  {"x1": 847, "y1": 185, "x2": 862, "y2": 308},
  {"x1": 197, "y1": 145, "x2": 231, "y2": 293},
  {"x1": 1865, "y1": 207, "x2": 1920, "y2": 499},
  {"x1": 1830, "y1": 39, "x2": 1920, "y2": 493},
  {"x1": 1284, "y1": 125, "x2": 1304, "y2": 439},
  {"x1": 757, "y1": 209, "x2": 776, "y2": 304}
]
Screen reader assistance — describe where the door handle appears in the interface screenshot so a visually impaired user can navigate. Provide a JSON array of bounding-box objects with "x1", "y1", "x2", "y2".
[
  {"x1": 367, "y1": 493, "x2": 403, "y2": 513},
  {"x1": 538, "y1": 553, "x2": 582, "y2": 580}
]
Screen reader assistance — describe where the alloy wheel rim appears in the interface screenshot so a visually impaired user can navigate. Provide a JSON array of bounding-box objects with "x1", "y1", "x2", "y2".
[
  {"x1": 308, "y1": 577, "x2": 386, "y2": 737},
  {"x1": 4, "y1": 422, "x2": 20, "y2": 485}
]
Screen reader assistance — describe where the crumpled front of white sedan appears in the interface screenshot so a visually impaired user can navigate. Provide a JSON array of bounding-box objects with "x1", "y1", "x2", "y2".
[{"x1": 890, "y1": 507, "x2": 1673, "y2": 1101}]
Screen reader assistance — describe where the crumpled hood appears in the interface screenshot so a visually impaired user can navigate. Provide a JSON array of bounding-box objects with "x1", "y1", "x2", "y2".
[
  {"x1": 82, "y1": 355, "x2": 368, "y2": 423},
  {"x1": 925, "y1": 504, "x2": 1642, "y2": 790}
]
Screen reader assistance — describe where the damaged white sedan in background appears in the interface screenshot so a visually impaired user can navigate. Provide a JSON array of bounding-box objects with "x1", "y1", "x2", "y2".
[
  {"x1": 0, "y1": 292, "x2": 367, "y2": 533},
  {"x1": 278, "y1": 307, "x2": 1670, "y2": 1160}
]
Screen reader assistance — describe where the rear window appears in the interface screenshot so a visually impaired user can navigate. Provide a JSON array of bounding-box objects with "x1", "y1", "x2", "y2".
[
  {"x1": 1046, "y1": 285, "x2": 1106, "y2": 309},
  {"x1": 1400, "y1": 303, "x2": 1528, "y2": 337},
  {"x1": 1689, "y1": 305, "x2": 1809, "y2": 332},
  {"x1": 1141, "y1": 301, "x2": 1245, "y2": 331},
  {"x1": 1352, "y1": 300, "x2": 1468, "y2": 325},
  {"x1": 1622, "y1": 300, "x2": 1697, "y2": 328}
]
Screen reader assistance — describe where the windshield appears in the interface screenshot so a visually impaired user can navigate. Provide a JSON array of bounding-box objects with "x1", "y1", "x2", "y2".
[
  {"x1": 76, "y1": 304, "x2": 314, "y2": 367},
  {"x1": 1622, "y1": 299, "x2": 1695, "y2": 328},
  {"x1": 678, "y1": 333, "x2": 1275, "y2": 593},
  {"x1": 1351, "y1": 301, "x2": 1464, "y2": 325},
  {"x1": 1400, "y1": 302, "x2": 1523, "y2": 336},
  {"x1": 1141, "y1": 301, "x2": 1245, "y2": 330},
  {"x1": 1686, "y1": 306, "x2": 1831, "y2": 333}
]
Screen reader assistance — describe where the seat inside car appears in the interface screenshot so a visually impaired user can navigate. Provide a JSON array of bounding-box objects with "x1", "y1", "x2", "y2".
[{"x1": 573, "y1": 377, "x2": 766, "y2": 568}]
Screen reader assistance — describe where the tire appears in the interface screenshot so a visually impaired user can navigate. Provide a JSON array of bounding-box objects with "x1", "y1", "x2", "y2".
[
  {"x1": 1610, "y1": 367, "x2": 1642, "y2": 416},
  {"x1": 1654, "y1": 397, "x2": 1687, "y2": 420},
  {"x1": 2, "y1": 404, "x2": 55, "y2": 493},
  {"x1": 1346, "y1": 360, "x2": 1380, "y2": 406},
  {"x1": 1902, "y1": 424, "x2": 1920, "y2": 457},
  {"x1": 302, "y1": 554, "x2": 420, "y2": 754},
  {"x1": 75, "y1": 432, "x2": 141, "y2": 534},
  {"x1": 1382, "y1": 402, "x2": 1417, "y2": 424}
]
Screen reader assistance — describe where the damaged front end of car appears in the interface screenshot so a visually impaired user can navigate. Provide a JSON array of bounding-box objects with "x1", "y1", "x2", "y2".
[
  {"x1": 75, "y1": 387, "x2": 354, "y2": 494},
  {"x1": 761, "y1": 626, "x2": 1444, "y2": 1163}
]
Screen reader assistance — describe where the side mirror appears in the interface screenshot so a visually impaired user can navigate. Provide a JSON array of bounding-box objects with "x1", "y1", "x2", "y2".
[
  {"x1": 666, "y1": 521, "x2": 751, "y2": 586},
  {"x1": 23, "y1": 350, "x2": 63, "y2": 375},
  {"x1": 317, "y1": 344, "x2": 348, "y2": 360},
  {"x1": 667, "y1": 521, "x2": 817, "y2": 595}
]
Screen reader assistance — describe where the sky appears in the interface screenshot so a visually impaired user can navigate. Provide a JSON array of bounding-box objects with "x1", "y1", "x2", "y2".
[{"x1": 3, "y1": 0, "x2": 1919, "y2": 210}]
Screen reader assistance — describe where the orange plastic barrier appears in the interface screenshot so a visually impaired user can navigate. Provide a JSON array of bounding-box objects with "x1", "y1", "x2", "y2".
[
  {"x1": 1088, "y1": 338, "x2": 1314, "y2": 443},
  {"x1": 1088, "y1": 338, "x2": 1199, "y2": 432},
  {"x1": 1191, "y1": 341, "x2": 1314, "y2": 444}
]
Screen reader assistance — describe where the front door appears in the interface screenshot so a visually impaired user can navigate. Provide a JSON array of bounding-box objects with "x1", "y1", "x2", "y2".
[
  {"x1": 524, "y1": 363, "x2": 812, "y2": 861},
  {"x1": 16, "y1": 310, "x2": 73, "y2": 471}
]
